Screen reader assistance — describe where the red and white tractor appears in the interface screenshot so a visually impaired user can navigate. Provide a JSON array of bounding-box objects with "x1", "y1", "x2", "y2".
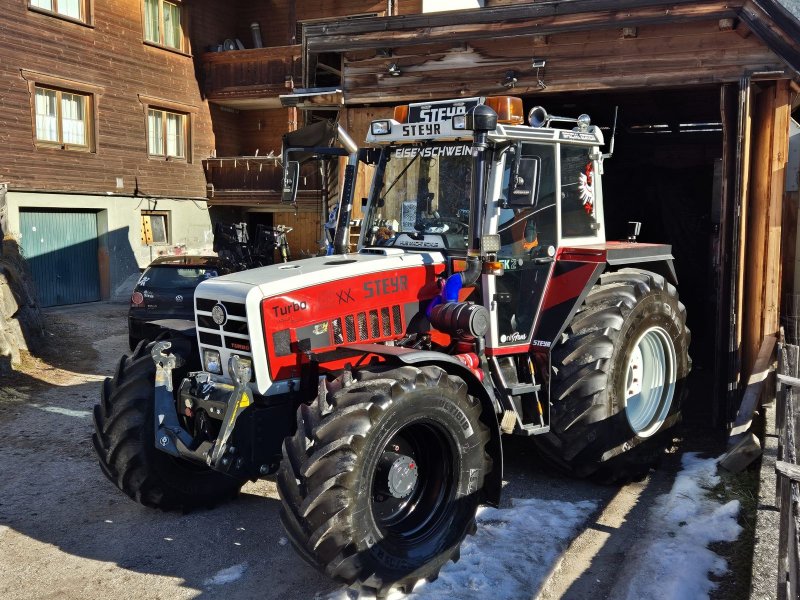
[{"x1": 93, "y1": 95, "x2": 690, "y2": 597}]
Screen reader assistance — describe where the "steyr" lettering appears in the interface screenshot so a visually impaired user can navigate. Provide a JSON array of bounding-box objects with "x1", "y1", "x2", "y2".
[{"x1": 363, "y1": 275, "x2": 408, "y2": 299}]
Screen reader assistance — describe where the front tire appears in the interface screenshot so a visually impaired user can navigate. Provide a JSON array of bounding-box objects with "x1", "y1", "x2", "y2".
[
  {"x1": 92, "y1": 340, "x2": 245, "y2": 510},
  {"x1": 278, "y1": 365, "x2": 490, "y2": 597},
  {"x1": 534, "y1": 268, "x2": 690, "y2": 482}
]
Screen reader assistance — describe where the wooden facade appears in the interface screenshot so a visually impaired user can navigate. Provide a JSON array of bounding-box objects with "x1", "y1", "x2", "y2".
[
  {"x1": 3, "y1": 0, "x2": 800, "y2": 415},
  {"x1": 0, "y1": 0, "x2": 216, "y2": 199},
  {"x1": 295, "y1": 0, "x2": 800, "y2": 424}
]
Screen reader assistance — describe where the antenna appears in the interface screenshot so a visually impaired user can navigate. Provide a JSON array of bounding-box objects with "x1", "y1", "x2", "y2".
[{"x1": 604, "y1": 106, "x2": 619, "y2": 159}]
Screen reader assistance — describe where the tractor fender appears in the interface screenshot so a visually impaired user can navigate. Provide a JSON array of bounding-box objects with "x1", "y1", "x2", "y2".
[
  {"x1": 603, "y1": 242, "x2": 678, "y2": 286},
  {"x1": 345, "y1": 343, "x2": 503, "y2": 508},
  {"x1": 536, "y1": 245, "x2": 678, "y2": 347}
]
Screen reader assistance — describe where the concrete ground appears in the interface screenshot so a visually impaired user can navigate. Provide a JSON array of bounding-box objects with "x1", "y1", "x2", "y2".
[{"x1": 0, "y1": 301, "x2": 726, "y2": 600}]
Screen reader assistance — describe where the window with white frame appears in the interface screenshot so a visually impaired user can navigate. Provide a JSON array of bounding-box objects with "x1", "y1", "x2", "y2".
[
  {"x1": 34, "y1": 86, "x2": 91, "y2": 149},
  {"x1": 143, "y1": 0, "x2": 185, "y2": 51},
  {"x1": 29, "y1": 0, "x2": 86, "y2": 22},
  {"x1": 147, "y1": 108, "x2": 186, "y2": 159}
]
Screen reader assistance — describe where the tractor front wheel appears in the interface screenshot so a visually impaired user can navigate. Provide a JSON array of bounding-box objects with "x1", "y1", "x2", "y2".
[
  {"x1": 278, "y1": 365, "x2": 491, "y2": 597},
  {"x1": 534, "y1": 268, "x2": 691, "y2": 483},
  {"x1": 92, "y1": 340, "x2": 245, "y2": 510}
]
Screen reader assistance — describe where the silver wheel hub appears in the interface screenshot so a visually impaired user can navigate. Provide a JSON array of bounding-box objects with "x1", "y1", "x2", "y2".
[
  {"x1": 624, "y1": 326, "x2": 677, "y2": 438},
  {"x1": 386, "y1": 455, "x2": 418, "y2": 499}
]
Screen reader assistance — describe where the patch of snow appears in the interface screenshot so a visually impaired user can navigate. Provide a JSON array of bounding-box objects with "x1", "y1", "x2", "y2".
[
  {"x1": 610, "y1": 453, "x2": 742, "y2": 600},
  {"x1": 31, "y1": 404, "x2": 92, "y2": 418},
  {"x1": 203, "y1": 563, "x2": 248, "y2": 586},
  {"x1": 322, "y1": 498, "x2": 597, "y2": 599}
]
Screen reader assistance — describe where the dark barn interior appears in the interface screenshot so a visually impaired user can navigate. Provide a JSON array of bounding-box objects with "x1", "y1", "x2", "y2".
[{"x1": 525, "y1": 88, "x2": 724, "y2": 421}]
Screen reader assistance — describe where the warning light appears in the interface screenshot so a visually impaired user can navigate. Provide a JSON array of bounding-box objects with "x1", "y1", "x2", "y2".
[
  {"x1": 484, "y1": 96, "x2": 524, "y2": 125},
  {"x1": 393, "y1": 104, "x2": 409, "y2": 123}
]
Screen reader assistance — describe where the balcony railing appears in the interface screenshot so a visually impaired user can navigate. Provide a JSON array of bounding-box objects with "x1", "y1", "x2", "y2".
[
  {"x1": 203, "y1": 156, "x2": 324, "y2": 210},
  {"x1": 201, "y1": 45, "x2": 302, "y2": 104}
]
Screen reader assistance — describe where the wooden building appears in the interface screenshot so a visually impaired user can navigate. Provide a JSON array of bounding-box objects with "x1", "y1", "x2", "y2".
[
  {"x1": 0, "y1": 0, "x2": 224, "y2": 304},
  {"x1": 287, "y1": 0, "x2": 800, "y2": 424},
  {"x1": 2, "y1": 0, "x2": 800, "y2": 424}
]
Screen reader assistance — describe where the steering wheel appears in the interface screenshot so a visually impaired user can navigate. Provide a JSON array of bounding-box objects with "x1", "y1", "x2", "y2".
[{"x1": 417, "y1": 216, "x2": 468, "y2": 235}]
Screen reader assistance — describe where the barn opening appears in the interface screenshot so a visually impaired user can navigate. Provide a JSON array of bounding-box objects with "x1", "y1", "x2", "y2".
[{"x1": 523, "y1": 87, "x2": 724, "y2": 424}]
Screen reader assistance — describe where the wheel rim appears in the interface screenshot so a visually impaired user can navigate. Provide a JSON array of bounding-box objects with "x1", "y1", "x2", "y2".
[
  {"x1": 624, "y1": 326, "x2": 677, "y2": 438},
  {"x1": 370, "y1": 420, "x2": 456, "y2": 546}
]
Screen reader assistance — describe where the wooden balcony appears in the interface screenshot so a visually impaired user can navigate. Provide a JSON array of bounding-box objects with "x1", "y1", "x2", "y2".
[
  {"x1": 201, "y1": 45, "x2": 302, "y2": 109},
  {"x1": 203, "y1": 156, "x2": 324, "y2": 211}
]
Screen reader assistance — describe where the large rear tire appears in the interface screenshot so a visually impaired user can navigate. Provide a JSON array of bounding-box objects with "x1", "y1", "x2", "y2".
[
  {"x1": 92, "y1": 340, "x2": 245, "y2": 510},
  {"x1": 534, "y1": 268, "x2": 690, "y2": 483},
  {"x1": 278, "y1": 365, "x2": 490, "y2": 597}
]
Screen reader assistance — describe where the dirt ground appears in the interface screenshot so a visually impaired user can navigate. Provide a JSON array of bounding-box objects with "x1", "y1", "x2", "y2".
[{"x1": 0, "y1": 301, "x2": 736, "y2": 600}]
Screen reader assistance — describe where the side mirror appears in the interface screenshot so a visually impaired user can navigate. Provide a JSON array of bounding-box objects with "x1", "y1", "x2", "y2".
[
  {"x1": 508, "y1": 156, "x2": 540, "y2": 207},
  {"x1": 281, "y1": 161, "x2": 300, "y2": 204}
]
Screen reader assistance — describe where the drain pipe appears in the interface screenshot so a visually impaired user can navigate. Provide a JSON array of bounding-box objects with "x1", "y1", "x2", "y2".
[{"x1": 333, "y1": 124, "x2": 360, "y2": 254}]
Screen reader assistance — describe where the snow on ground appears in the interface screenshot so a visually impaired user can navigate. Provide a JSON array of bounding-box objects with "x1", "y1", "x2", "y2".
[
  {"x1": 323, "y1": 453, "x2": 743, "y2": 600},
  {"x1": 203, "y1": 562, "x2": 248, "y2": 586},
  {"x1": 323, "y1": 498, "x2": 598, "y2": 600},
  {"x1": 610, "y1": 453, "x2": 742, "y2": 600}
]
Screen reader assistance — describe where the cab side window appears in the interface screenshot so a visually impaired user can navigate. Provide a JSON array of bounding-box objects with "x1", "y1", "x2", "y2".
[{"x1": 560, "y1": 145, "x2": 598, "y2": 239}]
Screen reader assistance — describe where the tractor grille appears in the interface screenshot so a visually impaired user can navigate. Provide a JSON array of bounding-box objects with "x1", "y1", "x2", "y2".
[
  {"x1": 334, "y1": 304, "x2": 404, "y2": 344},
  {"x1": 195, "y1": 298, "x2": 252, "y2": 360}
]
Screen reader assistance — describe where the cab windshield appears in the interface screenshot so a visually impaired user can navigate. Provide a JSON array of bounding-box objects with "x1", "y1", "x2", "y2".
[{"x1": 363, "y1": 143, "x2": 472, "y2": 252}]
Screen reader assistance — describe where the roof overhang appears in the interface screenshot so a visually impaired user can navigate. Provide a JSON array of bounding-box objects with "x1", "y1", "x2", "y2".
[
  {"x1": 301, "y1": 0, "x2": 800, "y2": 103},
  {"x1": 280, "y1": 88, "x2": 344, "y2": 110}
]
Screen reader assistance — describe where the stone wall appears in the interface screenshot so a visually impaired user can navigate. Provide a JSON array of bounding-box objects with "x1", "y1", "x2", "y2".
[{"x1": 0, "y1": 237, "x2": 43, "y2": 373}]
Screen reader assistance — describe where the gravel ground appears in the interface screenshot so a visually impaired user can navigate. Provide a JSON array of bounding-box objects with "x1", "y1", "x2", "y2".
[{"x1": 0, "y1": 301, "x2": 657, "y2": 600}]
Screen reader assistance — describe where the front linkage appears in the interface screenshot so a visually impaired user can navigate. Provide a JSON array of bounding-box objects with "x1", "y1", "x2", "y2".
[{"x1": 151, "y1": 341, "x2": 277, "y2": 478}]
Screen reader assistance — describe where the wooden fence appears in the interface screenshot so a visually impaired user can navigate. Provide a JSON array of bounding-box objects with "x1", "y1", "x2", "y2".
[{"x1": 776, "y1": 342, "x2": 800, "y2": 600}]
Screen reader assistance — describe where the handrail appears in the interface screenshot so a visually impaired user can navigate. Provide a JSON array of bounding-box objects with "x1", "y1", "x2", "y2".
[{"x1": 775, "y1": 342, "x2": 800, "y2": 600}]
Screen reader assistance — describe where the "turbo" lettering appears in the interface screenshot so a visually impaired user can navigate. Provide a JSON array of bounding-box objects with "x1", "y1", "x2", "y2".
[{"x1": 272, "y1": 301, "x2": 307, "y2": 317}]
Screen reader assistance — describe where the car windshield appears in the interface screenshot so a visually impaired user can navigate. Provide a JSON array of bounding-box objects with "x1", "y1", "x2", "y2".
[
  {"x1": 139, "y1": 266, "x2": 220, "y2": 289},
  {"x1": 364, "y1": 143, "x2": 472, "y2": 251}
]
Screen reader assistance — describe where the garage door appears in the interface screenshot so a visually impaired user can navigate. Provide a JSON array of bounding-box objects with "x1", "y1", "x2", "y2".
[{"x1": 19, "y1": 210, "x2": 100, "y2": 307}]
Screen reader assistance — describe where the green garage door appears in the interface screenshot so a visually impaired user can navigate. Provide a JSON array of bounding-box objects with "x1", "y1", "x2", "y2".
[{"x1": 19, "y1": 210, "x2": 101, "y2": 307}]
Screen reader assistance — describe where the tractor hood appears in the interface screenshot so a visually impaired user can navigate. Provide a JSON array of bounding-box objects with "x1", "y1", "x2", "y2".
[
  {"x1": 204, "y1": 248, "x2": 445, "y2": 297},
  {"x1": 193, "y1": 248, "x2": 447, "y2": 393}
]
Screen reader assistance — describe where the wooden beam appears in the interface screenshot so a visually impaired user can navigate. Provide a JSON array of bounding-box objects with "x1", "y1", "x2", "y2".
[
  {"x1": 775, "y1": 460, "x2": 800, "y2": 482},
  {"x1": 307, "y1": 2, "x2": 740, "y2": 53},
  {"x1": 729, "y1": 334, "x2": 777, "y2": 445},
  {"x1": 764, "y1": 80, "x2": 791, "y2": 337}
]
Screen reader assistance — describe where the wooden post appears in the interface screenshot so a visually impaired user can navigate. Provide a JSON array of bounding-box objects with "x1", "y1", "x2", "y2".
[
  {"x1": 742, "y1": 81, "x2": 790, "y2": 383},
  {"x1": 715, "y1": 84, "x2": 738, "y2": 426},
  {"x1": 730, "y1": 77, "x2": 753, "y2": 421}
]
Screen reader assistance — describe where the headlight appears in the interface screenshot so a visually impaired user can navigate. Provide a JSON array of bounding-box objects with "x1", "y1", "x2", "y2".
[
  {"x1": 203, "y1": 349, "x2": 222, "y2": 374},
  {"x1": 229, "y1": 356, "x2": 252, "y2": 384},
  {"x1": 371, "y1": 120, "x2": 391, "y2": 135}
]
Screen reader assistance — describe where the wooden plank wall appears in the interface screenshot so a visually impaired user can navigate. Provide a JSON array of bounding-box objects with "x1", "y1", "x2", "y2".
[
  {"x1": 237, "y1": 0, "x2": 422, "y2": 49},
  {"x1": 338, "y1": 18, "x2": 784, "y2": 103},
  {"x1": 271, "y1": 210, "x2": 323, "y2": 257},
  {"x1": 742, "y1": 80, "x2": 790, "y2": 378},
  {"x1": 0, "y1": 0, "x2": 222, "y2": 198}
]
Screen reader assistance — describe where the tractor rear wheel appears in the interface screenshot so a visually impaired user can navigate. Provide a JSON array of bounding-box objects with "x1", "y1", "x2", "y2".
[
  {"x1": 92, "y1": 340, "x2": 244, "y2": 510},
  {"x1": 534, "y1": 268, "x2": 690, "y2": 483},
  {"x1": 278, "y1": 365, "x2": 490, "y2": 597}
]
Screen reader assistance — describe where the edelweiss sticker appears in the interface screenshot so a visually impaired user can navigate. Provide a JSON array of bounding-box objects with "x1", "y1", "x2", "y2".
[{"x1": 579, "y1": 162, "x2": 594, "y2": 216}]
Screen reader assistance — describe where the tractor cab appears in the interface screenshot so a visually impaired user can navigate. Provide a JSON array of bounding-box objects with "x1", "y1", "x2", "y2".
[{"x1": 361, "y1": 96, "x2": 608, "y2": 358}]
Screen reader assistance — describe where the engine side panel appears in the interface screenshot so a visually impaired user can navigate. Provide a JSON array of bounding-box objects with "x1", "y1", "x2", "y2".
[{"x1": 260, "y1": 263, "x2": 445, "y2": 380}]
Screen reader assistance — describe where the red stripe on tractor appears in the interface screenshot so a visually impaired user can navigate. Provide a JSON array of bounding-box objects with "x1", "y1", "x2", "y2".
[{"x1": 541, "y1": 260, "x2": 601, "y2": 311}]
